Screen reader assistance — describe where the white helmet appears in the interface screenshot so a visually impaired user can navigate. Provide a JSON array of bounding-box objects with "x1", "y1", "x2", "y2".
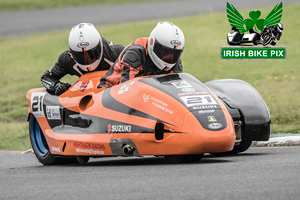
[
  {"x1": 68, "y1": 23, "x2": 103, "y2": 72},
  {"x1": 147, "y1": 21, "x2": 185, "y2": 71}
]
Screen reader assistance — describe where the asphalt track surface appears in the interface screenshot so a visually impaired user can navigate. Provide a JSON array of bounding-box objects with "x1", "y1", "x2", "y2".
[
  {"x1": 1, "y1": 0, "x2": 299, "y2": 37},
  {"x1": 0, "y1": 147, "x2": 300, "y2": 200}
]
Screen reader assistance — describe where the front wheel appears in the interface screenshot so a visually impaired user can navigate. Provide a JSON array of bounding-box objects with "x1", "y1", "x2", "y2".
[{"x1": 29, "y1": 115, "x2": 56, "y2": 165}]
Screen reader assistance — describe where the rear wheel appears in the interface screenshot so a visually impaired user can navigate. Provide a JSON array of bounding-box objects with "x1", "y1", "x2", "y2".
[{"x1": 29, "y1": 115, "x2": 56, "y2": 165}]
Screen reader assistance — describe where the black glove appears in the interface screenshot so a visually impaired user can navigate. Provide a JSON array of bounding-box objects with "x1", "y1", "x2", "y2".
[{"x1": 54, "y1": 82, "x2": 71, "y2": 96}]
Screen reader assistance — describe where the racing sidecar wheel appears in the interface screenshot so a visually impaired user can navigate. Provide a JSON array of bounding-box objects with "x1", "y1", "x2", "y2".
[
  {"x1": 29, "y1": 115, "x2": 56, "y2": 165},
  {"x1": 76, "y1": 156, "x2": 90, "y2": 165},
  {"x1": 211, "y1": 139, "x2": 253, "y2": 156},
  {"x1": 230, "y1": 139, "x2": 253, "y2": 154},
  {"x1": 164, "y1": 154, "x2": 203, "y2": 164}
]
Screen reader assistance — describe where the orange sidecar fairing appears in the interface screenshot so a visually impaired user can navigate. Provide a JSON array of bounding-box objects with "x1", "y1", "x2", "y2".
[{"x1": 26, "y1": 72, "x2": 235, "y2": 157}]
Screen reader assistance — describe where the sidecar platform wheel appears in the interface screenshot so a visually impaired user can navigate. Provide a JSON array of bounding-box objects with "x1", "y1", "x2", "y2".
[
  {"x1": 182, "y1": 154, "x2": 204, "y2": 163},
  {"x1": 164, "y1": 155, "x2": 184, "y2": 164},
  {"x1": 76, "y1": 156, "x2": 90, "y2": 165}
]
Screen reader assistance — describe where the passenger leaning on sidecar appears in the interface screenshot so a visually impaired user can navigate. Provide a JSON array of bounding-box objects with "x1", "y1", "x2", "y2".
[
  {"x1": 98, "y1": 21, "x2": 185, "y2": 88},
  {"x1": 41, "y1": 23, "x2": 124, "y2": 95}
]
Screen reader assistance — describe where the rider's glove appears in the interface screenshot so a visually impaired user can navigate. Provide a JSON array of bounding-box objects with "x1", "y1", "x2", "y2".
[{"x1": 54, "y1": 82, "x2": 71, "y2": 96}]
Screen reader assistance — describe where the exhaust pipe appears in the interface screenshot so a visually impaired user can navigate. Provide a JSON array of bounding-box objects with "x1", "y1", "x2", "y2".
[{"x1": 123, "y1": 144, "x2": 135, "y2": 156}]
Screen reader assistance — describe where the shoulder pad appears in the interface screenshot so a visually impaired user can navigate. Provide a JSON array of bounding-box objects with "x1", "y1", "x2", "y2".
[{"x1": 122, "y1": 49, "x2": 143, "y2": 69}]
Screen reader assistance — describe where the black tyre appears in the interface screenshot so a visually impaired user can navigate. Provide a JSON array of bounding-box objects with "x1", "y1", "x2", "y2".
[
  {"x1": 29, "y1": 115, "x2": 56, "y2": 165},
  {"x1": 29, "y1": 115, "x2": 80, "y2": 165},
  {"x1": 262, "y1": 35, "x2": 272, "y2": 46},
  {"x1": 76, "y1": 156, "x2": 90, "y2": 165},
  {"x1": 230, "y1": 139, "x2": 253, "y2": 154},
  {"x1": 253, "y1": 34, "x2": 260, "y2": 45},
  {"x1": 182, "y1": 154, "x2": 204, "y2": 163},
  {"x1": 211, "y1": 139, "x2": 253, "y2": 156},
  {"x1": 164, "y1": 154, "x2": 203, "y2": 164}
]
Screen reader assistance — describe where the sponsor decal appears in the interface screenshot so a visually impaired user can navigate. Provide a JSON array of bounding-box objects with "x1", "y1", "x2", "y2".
[
  {"x1": 73, "y1": 142, "x2": 105, "y2": 150},
  {"x1": 208, "y1": 123, "x2": 223, "y2": 129},
  {"x1": 31, "y1": 92, "x2": 46, "y2": 117},
  {"x1": 77, "y1": 42, "x2": 89, "y2": 48},
  {"x1": 193, "y1": 105, "x2": 218, "y2": 110},
  {"x1": 181, "y1": 87, "x2": 195, "y2": 93},
  {"x1": 171, "y1": 80, "x2": 192, "y2": 88},
  {"x1": 71, "y1": 81, "x2": 90, "y2": 92},
  {"x1": 151, "y1": 102, "x2": 173, "y2": 115},
  {"x1": 170, "y1": 40, "x2": 182, "y2": 46},
  {"x1": 46, "y1": 106, "x2": 61, "y2": 120},
  {"x1": 143, "y1": 94, "x2": 150, "y2": 102},
  {"x1": 207, "y1": 116, "x2": 217, "y2": 122},
  {"x1": 222, "y1": 2, "x2": 286, "y2": 60},
  {"x1": 143, "y1": 94, "x2": 173, "y2": 115},
  {"x1": 180, "y1": 95, "x2": 217, "y2": 107},
  {"x1": 150, "y1": 96, "x2": 168, "y2": 107},
  {"x1": 198, "y1": 110, "x2": 215, "y2": 114},
  {"x1": 118, "y1": 81, "x2": 134, "y2": 95},
  {"x1": 76, "y1": 148, "x2": 104, "y2": 155},
  {"x1": 51, "y1": 146, "x2": 60, "y2": 153},
  {"x1": 178, "y1": 91, "x2": 208, "y2": 97},
  {"x1": 107, "y1": 124, "x2": 132, "y2": 133}
]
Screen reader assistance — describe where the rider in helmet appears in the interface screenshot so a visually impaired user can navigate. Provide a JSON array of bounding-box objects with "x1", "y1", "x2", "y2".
[
  {"x1": 98, "y1": 21, "x2": 185, "y2": 88},
  {"x1": 41, "y1": 23, "x2": 124, "y2": 95}
]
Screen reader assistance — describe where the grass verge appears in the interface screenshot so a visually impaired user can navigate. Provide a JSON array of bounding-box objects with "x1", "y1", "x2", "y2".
[
  {"x1": 0, "y1": 0, "x2": 171, "y2": 12},
  {"x1": 0, "y1": 3, "x2": 299, "y2": 150}
]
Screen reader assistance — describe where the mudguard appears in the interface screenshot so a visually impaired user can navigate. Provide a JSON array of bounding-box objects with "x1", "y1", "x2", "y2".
[{"x1": 205, "y1": 79, "x2": 270, "y2": 141}]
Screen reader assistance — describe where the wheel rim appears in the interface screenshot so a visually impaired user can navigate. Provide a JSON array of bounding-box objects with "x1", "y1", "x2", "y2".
[{"x1": 30, "y1": 116, "x2": 49, "y2": 157}]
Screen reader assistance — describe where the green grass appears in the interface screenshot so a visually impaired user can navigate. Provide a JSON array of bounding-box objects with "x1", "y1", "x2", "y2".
[
  {"x1": 0, "y1": 0, "x2": 171, "y2": 12},
  {"x1": 0, "y1": 3, "x2": 299, "y2": 150}
]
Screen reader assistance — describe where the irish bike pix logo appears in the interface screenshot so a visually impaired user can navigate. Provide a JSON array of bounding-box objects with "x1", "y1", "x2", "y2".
[{"x1": 221, "y1": 2, "x2": 286, "y2": 60}]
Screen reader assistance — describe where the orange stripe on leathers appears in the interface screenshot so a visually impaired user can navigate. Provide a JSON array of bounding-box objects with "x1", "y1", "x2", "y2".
[{"x1": 104, "y1": 37, "x2": 148, "y2": 87}]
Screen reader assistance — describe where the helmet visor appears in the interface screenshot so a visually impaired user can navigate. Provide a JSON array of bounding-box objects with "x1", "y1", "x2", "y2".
[
  {"x1": 153, "y1": 40, "x2": 183, "y2": 64},
  {"x1": 71, "y1": 42, "x2": 102, "y2": 65}
]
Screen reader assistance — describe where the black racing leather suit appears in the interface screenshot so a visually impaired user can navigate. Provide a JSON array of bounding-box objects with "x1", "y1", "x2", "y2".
[{"x1": 41, "y1": 36, "x2": 124, "y2": 95}]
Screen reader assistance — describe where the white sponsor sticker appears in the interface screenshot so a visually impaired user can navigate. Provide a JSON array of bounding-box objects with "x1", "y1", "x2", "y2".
[
  {"x1": 143, "y1": 94, "x2": 173, "y2": 115},
  {"x1": 46, "y1": 106, "x2": 61, "y2": 120},
  {"x1": 208, "y1": 123, "x2": 223, "y2": 129},
  {"x1": 31, "y1": 92, "x2": 46, "y2": 117},
  {"x1": 198, "y1": 110, "x2": 215, "y2": 114},
  {"x1": 171, "y1": 80, "x2": 192, "y2": 88},
  {"x1": 51, "y1": 146, "x2": 61, "y2": 153},
  {"x1": 180, "y1": 95, "x2": 217, "y2": 107},
  {"x1": 143, "y1": 94, "x2": 150, "y2": 102},
  {"x1": 118, "y1": 81, "x2": 134, "y2": 95},
  {"x1": 181, "y1": 87, "x2": 195, "y2": 93},
  {"x1": 76, "y1": 148, "x2": 104, "y2": 155}
]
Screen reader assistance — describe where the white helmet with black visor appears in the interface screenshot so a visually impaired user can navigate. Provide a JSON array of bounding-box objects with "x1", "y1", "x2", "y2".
[
  {"x1": 147, "y1": 21, "x2": 185, "y2": 71},
  {"x1": 68, "y1": 23, "x2": 103, "y2": 72}
]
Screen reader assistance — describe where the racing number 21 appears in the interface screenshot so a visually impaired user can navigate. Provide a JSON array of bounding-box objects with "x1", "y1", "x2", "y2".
[
  {"x1": 180, "y1": 95, "x2": 217, "y2": 107},
  {"x1": 32, "y1": 96, "x2": 43, "y2": 112},
  {"x1": 187, "y1": 96, "x2": 212, "y2": 104},
  {"x1": 31, "y1": 93, "x2": 46, "y2": 117}
]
